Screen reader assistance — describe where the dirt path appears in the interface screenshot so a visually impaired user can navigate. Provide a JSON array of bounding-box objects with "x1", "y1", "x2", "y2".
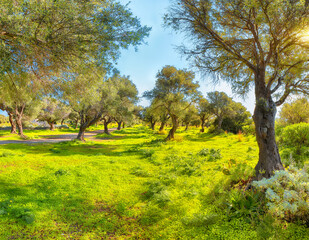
[{"x1": 0, "y1": 128, "x2": 117, "y2": 145}]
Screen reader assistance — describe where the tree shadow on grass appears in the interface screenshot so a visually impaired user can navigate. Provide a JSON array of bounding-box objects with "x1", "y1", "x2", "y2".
[
  {"x1": 0, "y1": 172, "x2": 145, "y2": 239},
  {"x1": 0, "y1": 140, "x2": 146, "y2": 158},
  {"x1": 184, "y1": 132, "x2": 221, "y2": 142}
]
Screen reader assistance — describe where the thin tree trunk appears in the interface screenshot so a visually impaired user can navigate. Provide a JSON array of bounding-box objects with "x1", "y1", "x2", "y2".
[
  {"x1": 117, "y1": 121, "x2": 122, "y2": 130},
  {"x1": 77, "y1": 113, "x2": 102, "y2": 141},
  {"x1": 217, "y1": 117, "x2": 223, "y2": 130},
  {"x1": 61, "y1": 119, "x2": 64, "y2": 125},
  {"x1": 104, "y1": 119, "x2": 110, "y2": 134},
  {"x1": 122, "y1": 122, "x2": 125, "y2": 129},
  {"x1": 15, "y1": 104, "x2": 26, "y2": 138},
  {"x1": 77, "y1": 125, "x2": 87, "y2": 141},
  {"x1": 8, "y1": 112, "x2": 17, "y2": 134},
  {"x1": 253, "y1": 72, "x2": 284, "y2": 180},
  {"x1": 166, "y1": 116, "x2": 178, "y2": 140},
  {"x1": 15, "y1": 117, "x2": 24, "y2": 138},
  {"x1": 151, "y1": 121, "x2": 156, "y2": 130},
  {"x1": 185, "y1": 123, "x2": 189, "y2": 131},
  {"x1": 159, "y1": 121, "x2": 165, "y2": 131},
  {"x1": 74, "y1": 119, "x2": 78, "y2": 129},
  {"x1": 200, "y1": 119, "x2": 205, "y2": 133},
  {"x1": 48, "y1": 121, "x2": 55, "y2": 131}
]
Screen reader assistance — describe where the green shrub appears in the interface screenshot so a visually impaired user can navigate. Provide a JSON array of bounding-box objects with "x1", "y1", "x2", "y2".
[
  {"x1": 226, "y1": 189, "x2": 266, "y2": 220},
  {"x1": 280, "y1": 148, "x2": 308, "y2": 168},
  {"x1": 279, "y1": 123, "x2": 309, "y2": 151},
  {"x1": 253, "y1": 166, "x2": 309, "y2": 224},
  {"x1": 242, "y1": 124, "x2": 255, "y2": 135}
]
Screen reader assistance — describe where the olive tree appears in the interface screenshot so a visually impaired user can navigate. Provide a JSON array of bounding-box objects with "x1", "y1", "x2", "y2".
[
  {"x1": 144, "y1": 65, "x2": 200, "y2": 140},
  {"x1": 37, "y1": 97, "x2": 71, "y2": 130},
  {"x1": 197, "y1": 97, "x2": 212, "y2": 133},
  {"x1": 166, "y1": 0, "x2": 309, "y2": 179},
  {"x1": 207, "y1": 91, "x2": 235, "y2": 130},
  {"x1": 279, "y1": 98, "x2": 309, "y2": 125}
]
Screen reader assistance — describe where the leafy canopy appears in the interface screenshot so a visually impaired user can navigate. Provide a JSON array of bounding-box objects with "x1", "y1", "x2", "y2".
[{"x1": 165, "y1": 0, "x2": 309, "y2": 102}]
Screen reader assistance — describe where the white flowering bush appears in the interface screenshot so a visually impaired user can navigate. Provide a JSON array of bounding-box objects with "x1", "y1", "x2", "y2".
[{"x1": 252, "y1": 166, "x2": 309, "y2": 223}]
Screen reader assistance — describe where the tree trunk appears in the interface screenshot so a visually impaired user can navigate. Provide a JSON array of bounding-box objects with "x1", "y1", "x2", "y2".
[
  {"x1": 15, "y1": 117, "x2": 24, "y2": 138},
  {"x1": 48, "y1": 121, "x2": 55, "y2": 131},
  {"x1": 159, "y1": 121, "x2": 165, "y2": 131},
  {"x1": 74, "y1": 119, "x2": 78, "y2": 129},
  {"x1": 117, "y1": 121, "x2": 122, "y2": 130},
  {"x1": 76, "y1": 110, "x2": 103, "y2": 141},
  {"x1": 122, "y1": 122, "x2": 125, "y2": 129},
  {"x1": 15, "y1": 105, "x2": 26, "y2": 138},
  {"x1": 151, "y1": 121, "x2": 156, "y2": 130},
  {"x1": 8, "y1": 113, "x2": 17, "y2": 134},
  {"x1": 104, "y1": 119, "x2": 110, "y2": 134},
  {"x1": 185, "y1": 123, "x2": 189, "y2": 131},
  {"x1": 253, "y1": 73, "x2": 284, "y2": 180},
  {"x1": 61, "y1": 119, "x2": 64, "y2": 125},
  {"x1": 77, "y1": 125, "x2": 87, "y2": 141},
  {"x1": 166, "y1": 116, "x2": 178, "y2": 140},
  {"x1": 200, "y1": 119, "x2": 205, "y2": 133},
  {"x1": 217, "y1": 117, "x2": 223, "y2": 130}
]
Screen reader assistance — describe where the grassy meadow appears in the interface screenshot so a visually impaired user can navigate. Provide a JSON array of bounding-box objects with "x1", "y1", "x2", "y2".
[{"x1": 0, "y1": 126, "x2": 308, "y2": 239}]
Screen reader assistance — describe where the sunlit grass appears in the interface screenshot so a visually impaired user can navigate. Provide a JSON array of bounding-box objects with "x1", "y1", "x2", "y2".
[{"x1": 0, "y1": 125, "x2": 308, "y2": 239}]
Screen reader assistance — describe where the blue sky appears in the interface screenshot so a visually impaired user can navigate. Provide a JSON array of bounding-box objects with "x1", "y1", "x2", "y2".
[{"x1": 117, "y1": 0, "x2": 255, "y2": 113}]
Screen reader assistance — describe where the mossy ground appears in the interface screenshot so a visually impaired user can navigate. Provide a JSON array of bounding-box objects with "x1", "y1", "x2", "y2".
[{"x1": 0, "y1": 126, "x2": 308, "y2": 239}]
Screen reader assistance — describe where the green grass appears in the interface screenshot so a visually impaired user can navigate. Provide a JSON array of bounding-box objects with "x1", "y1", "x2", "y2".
[{"x1": 0, "y1": 126, "x2": 308, "y2": 239}]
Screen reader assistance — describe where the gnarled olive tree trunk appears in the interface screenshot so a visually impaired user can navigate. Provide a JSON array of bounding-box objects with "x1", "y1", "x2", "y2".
[
  {"x1": 253, "y1": 73, "x2": 284, "y2": 180},
  {"x1": 8, "y1": 112, "x2": 17, "y2": 134},
  {"x1": 166, "y1": 116, "x2": 178, "y2": 140},
  {"x1": 15, "y1": 104, "x2": 26, "y2": 138},
  {"x1": 48, "y1": 121, "x2": 55, "y2": 131},
  {"x1": 116, "y1": 120, "x2": 122, "y2": 130},
  {"x1": 103, "y1": 117, "x2": 112, "y2": 134},
  {"x1": 77, "y1": 110, "x2": 103, "y2": 141}
]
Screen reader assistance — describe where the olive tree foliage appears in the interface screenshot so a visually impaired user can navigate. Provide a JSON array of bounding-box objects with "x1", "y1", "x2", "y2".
[
  {"x1": 182, "y1": 104, "x2": 199, "y2": 131},
  {"x1": 221, "y1": 102, "x2": 253, "y2": 134},
  {"x1": 144, "y1": 65, "x2": 200, "y2": 140},
  {"x1": 165, "y1": 0, "x2": 309, "y2": 179},
  {"x1": 207, "y1": 91, "x2": 235, "y2": 130},
  {"x1": 0, "y1": 71, "x2": 42, "y2": 137},
  {"x1": 37, "y1": 97, "x2": 71, "y2": 131},
  {"x1": 0, "y1": 0, "x2": 151, "y2": 78},
  {"x1": 0, "y1": 0, "x2": 150, "y2": 139},
  {"x1": 197, "y1": 97, "x2": 212, "y2": 132},
  {"x1": 279, "y1": 97, "x2": 309, "y2": 125},
  {"x1": 106, "y1": 74, "x2": 139, "y2": 130},
  {"x1": 143, "y1": 105, "x2": 160, "y2": 130},
  {"x1": 59, "y1": 66, "x2": 111, "y2": 141}
]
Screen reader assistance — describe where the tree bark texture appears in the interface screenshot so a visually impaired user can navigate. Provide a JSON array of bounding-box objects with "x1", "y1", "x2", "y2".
[
  {"x1": 253, "y1": 72, "x2": 284, "y2": 180},
  {"x1": 166, "y1": 116, "x2": 178, "y2": 140},
  {"x1": 8, "y1": 112, "x2": 17, "y2": 134},
  {"x1": 103, "y1": 117, "x2": 112, "y2": 135},
  {"x1": 117, "y1": 121, "x2": 122, "y2": 130},
  {"x1": 77, "y1": 110, "x2": 103, "y2": 141},
  {"x1": 15, "y1": 104, "x2": 26, "y2": 138},
  {"x1": 200, "y1": 118, "x2": 205, "y2": 133},
  {"x1": 48, "y1": 121, "x2": 55, "y2": 131}
]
